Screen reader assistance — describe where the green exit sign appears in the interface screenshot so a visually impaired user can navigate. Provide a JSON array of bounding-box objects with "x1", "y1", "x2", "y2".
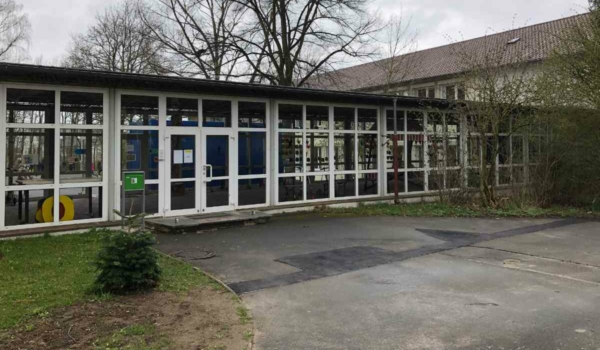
[{"x1": 123, "y1": 172, "x2": 145, "y2": 191}]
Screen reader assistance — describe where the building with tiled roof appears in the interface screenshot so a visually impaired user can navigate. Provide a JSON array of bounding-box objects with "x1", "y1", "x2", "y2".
[{"x1": 306, "y1": 13, "x2": 589, "y2": 99}]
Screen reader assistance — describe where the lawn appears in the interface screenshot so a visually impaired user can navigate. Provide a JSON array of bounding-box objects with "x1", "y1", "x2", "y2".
[
  {"x1": 0, "y1": 230, "x2": 214, "y2": 330},
  {"x1": 319, "y1": 202, "x2": 598, "y2": 219}
]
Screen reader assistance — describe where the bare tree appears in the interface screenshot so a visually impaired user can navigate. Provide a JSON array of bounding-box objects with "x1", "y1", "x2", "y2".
[
  {"x1": 64, "y1": 0, "x2": 168, "y2": 74},
  {"x1": 141, "y1": 0, "x2": 246, "y2": 79},
  {"x1": 230, "y1": 0, "x2": 381, "y2": 86},
  {"x1": 375, "y1": 13, "x2": 418, "y2": 94},
  {"x1": 0, "y1": 0, "x2": 30, "y2": 62},
  {"x1": 450, "y1": 34, "x2": 540, "y2": 207}
]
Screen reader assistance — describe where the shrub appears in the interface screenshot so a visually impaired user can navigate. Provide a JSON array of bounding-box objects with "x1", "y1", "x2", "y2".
[{"x1": 93, "y1": 230, "x2": 161, "y2": 294}]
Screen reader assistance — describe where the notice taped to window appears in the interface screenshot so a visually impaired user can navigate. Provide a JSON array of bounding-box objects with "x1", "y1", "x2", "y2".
[
  {"x1": 184, "y1": 149, "x2": 194, "y2": 163},
  {"x1": 174, "y1": 150, "x2": 183, "y2": 164}
]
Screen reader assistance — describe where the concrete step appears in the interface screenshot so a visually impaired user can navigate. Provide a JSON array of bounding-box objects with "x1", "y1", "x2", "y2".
[{"x1": 147, "y1": 210, "x2": 271, "y2": 234}]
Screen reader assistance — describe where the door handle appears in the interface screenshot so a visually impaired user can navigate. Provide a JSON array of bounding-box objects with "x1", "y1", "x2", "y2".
[{"x1": 204, "y1": 165, "x2": 213, "y2": 182}]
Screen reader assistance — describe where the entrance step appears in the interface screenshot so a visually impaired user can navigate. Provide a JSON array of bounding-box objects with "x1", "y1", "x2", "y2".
[{"x1": 147, "y1": 210, "x2": 271, "y2": 234}]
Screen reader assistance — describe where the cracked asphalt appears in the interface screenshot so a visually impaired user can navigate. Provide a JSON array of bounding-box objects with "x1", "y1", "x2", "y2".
[{"x1": 155, "y1": 214, "x2": 600, "y2": 350}]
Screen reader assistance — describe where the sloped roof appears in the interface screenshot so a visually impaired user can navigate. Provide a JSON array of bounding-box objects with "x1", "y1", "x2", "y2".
[{"x1": 306, "y1": 13, "x2": 589, "y2": 92}]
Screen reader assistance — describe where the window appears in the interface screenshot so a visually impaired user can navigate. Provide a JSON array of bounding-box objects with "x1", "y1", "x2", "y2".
[
  {"x1": 306, "y1": 106, "x2": 328, "y2": 130},
  {"x1": 279, "y1": 104, "x2": 302, "y2": 129},
  {"x1": 121, "y1": 95, "x2": 158, "y2": 126},
  {"x1": 167, "y1": 97, "x2": 198, "y2": 127},
  {"x1": 203, "y1": 100, "x2": 231, "y2": 127},
  {"x1": 6, "y1": 89, "x2": 55, "y2": 124},
  {"x1": 334, "y1": 107, "x2": 355, "y2": 130},
  {"x1": 61, "y1": 92, "x2": 103, "y2": 125},
  {"x1": 239, "y1": 102, "x2": 266, "y2": 128},
  {"x1": 358, "y1": 109, "x2": 377, "y2": 131},
  {"x1": 60, "y1": 129, "x2": 103, "y2": 183}
]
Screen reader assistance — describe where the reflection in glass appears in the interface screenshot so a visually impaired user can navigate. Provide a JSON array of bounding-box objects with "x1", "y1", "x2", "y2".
[
  {"x1": 121, "y1": 130, "x2": 160, "y2": 180},
  {"x1": 307, "y1": 175, "x2": 329, "y2": 200},
  {"x1": 428, "y1": 171, "x2": 444, "y2": 191},
  {"x1": 279, "y1": 176, "x2": 303, "y2": 202},
  {"x1": 407, "y1": 134, "x2": 425, "y2": 168},
  {"x1": 203, "y1": 100, "x2": 231, "y2": 127},
  {"x1": 512, "y1": 136, "x2": 524, "y2": 164},
  {"x1": 279, "y1": 132, "x2": 303, "y2": 174},
  {"x1": 334, "y1": 134, "x2": 355, "y2": 171},
  {"x1": 427, "y1": 113, "x2": 443, "y2": 134},
  {"x1": 386, "y1": 110, "x2": 404, "y2": 132},
  {"x1": 4, "y1": 189, "x2": 54, "y2": 226},
  {"x1": 447, "y1": 137, "x2": 460, "y2": 167},
  {"x1": 407, "y1": 111, "x2": 424, "y2": 132},
  {"x1": 171, "y1": 135, "x2": 195, "y2": 179},
  {"x1": 207, "y1": 179, "x2": 229, "y2": 207},
  {"x1": 60, "y1": 129, "x2": 103, "y2": 183},
  {"x1": 407, "y1": 171, "x2": 425, "y2": 192},
  {"x1": 171, "y1": 182, "x2": 195, "y2": 210},
  {"x1": 447, "y1": 170, "x2": 463, "y2": 189},
  {"x1": 306, "y1": 133, "x2": 329, "y2": 172},
  {"x1": 447, "y1": 113, "x2": 460, "y2": 133},
  {"x1": 358, "y1": 109, "x2": 377, "y2": 131},
  {"x1": 279, "y1": 104, "x2": 302, "y2": 129},
  {"x1": 206, "y1": 135, "x2": 228, "y2": 177},
  {"x1": 334, "y1": 107, "x2": 355, "y2": 130},
  {"x1": 387, "y1": 172, "x2": 406, "y2": 194},
  {"x1": 7, "y1": 89, "x2": 55, "y2": 124},
  {"x1": 335, "y1": 174, "x2": 356, "y2": 197},
  {"x1": 61, "y1": 91, "x2": 103, "y2": 125},
  {"x1": 122, "y1": 184, "x2": 159, "y2": 215},
  {"x1": 121, "y1": 95, "x2": 159, "y2": 126},
  {"x1": 167, "y1": 97, "x2": 198, "y2": 126},
  {"x1": 358, "y1": 134, "x2": 377, "y2": 170},
  {"x1": 386, "y1": 135, "x2": 404, "y2": 169},
  {"x1": 358, "y1": 173, "x2": 378, "y2": 196},
  {"x1": 5, "y1": 128, "x2": 55, "y2": 186},
  {"x1": 428, "y1": 136, "x2": 444, "y2": 169},
  {"x1": 239, "y1": 102, "x2": 266, "y2": 128},
  {"x1": 238, "y1": 179, "x2": 266, "y2": 206},
  {"x1": 61, "y1": 187, "x2": 102, "y2": 220},
  {"x1": 306, "y1": 105, "x2": 329, "y2": 130},
  {"x1": 239, "y1": 132, "x2": 266, "y2": 175}
]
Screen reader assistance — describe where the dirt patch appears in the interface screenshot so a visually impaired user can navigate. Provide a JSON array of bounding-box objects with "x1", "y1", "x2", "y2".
[{"x1": 0, "y1": 287, "x2": 252, "y2": 350}]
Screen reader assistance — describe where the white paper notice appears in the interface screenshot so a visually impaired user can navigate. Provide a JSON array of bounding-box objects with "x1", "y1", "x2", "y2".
[
  {"x1": 184, "y1": 149, "x2": 194, "y2": 163},
  {"x1": 174, "y1": 150, "x2": 183, "y2": 164}
]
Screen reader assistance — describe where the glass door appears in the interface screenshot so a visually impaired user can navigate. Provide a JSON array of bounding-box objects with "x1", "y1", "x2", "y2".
[
  {"x1": 201, "y1": 130, "x2": 235, "y2": 213},
  {"x1": 165, "y1": 129, "x2": 200, "y2": 216}
]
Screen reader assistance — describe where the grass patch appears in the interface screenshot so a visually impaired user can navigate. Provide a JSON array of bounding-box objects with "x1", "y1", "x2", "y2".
[
  {"x1": 236, "y1": 306, "x2": 252, "y2": 324},
  {"x1": 94, "y1": 323, "x2": 170, "y2": 350},
  {"x1": 318, "y1": 202, "x2": 598, "y2": 219},
  {"x1": 0, "y1": 231, "x2": 215, "y2": 330}
]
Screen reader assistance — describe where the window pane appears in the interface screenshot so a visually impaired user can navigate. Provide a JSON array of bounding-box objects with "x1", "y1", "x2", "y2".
[
  {"x1": 334, "y1": 134, "x2": 355, "y2": 171},
  {"x1": 203, "y1": 100, "x2": 231, "y2": 127},
  {"x1": 171, "y1": 182, "x2": 195, "y2": 210},
  {"x1": 386, "y1": 110, "x2": 404, "y2": 132},
  {"x1": 306, "y1": 133, "x2": 329, "y2": 172},
  {"x1": 447, "y1": 113, "x2": 460, "y2": 133},
  {"x1": 279, "y1": 133, "x2": 303, "y2": 174},
  {"x1": 61, "y1": 92, "x2": 103, "y2": 125},
  {"x1": 468, "y1": 137, "x2": 481, "y2": 166},
  {"x1": 5, "y1": 128, "x2": 55, "y2": 186},
  {"x1": 428, "y1": 171, "x2": 444, "y2": 191},
  {"x1": 447, "y1": 136, "x2": 460, "y2": 167},
  {"x1": 167, "y1": 97, "x2": 198, "y2": 127},
  {"x1": 428, "y1": 136, "x2": 444, "y2": 168},
  {"x1": 359, "y1": 173, "x2": 378, "y2": 196},
  {"x1": 407, "y1": 134, "x2": 425, "y2": 168},
  {"x1": 446, "y1": 86, "x2": 456, "y2": 100},
  {"x1": 60, "y1": 187, "x2": 102, "y2": 221},
  {"x1": 239, "y1": 179, "x2": 266, "y2": 206},
  {"x1": 206, "y1": 135, "x2": 228, "y2": 177},
  {"x1": 386, "y1": 135, "x2": 404, "y2": 169},
  {"x1": 334, "y1": 107, "x2": 355, "y2": 130},
  {"x1": 407, "y1": 111, "x2": 424, "y2": 132},
  {"x1": 307, "y1": 175, "x2": 329, "y2": 200},
  {"x1": 121, "y1": 95, "x2": 158, "y2": 126},
  {"x1": 239, "y1": 132, "x2": 266, "y2": 175},
  {"x1": 4, "y1": 189, "x2": 54, "y2": 226},
  {"x1": 279, "y1": 176, "x2": 303, "y2": 202},
  {"x1": 358, "y1": 109, "x2": 377, "y2": 131},
  {"x1": 447, "y1": 169, "x2": 463, "y2": 189},
  {"x1": 60, "y1": 129, "x2": 103, "y2": 183},
  {"x1": 499, "y1": 136, "x2": 510, "y2": 165},
  {"x1": 335, "y1": 174, "x2": 356, "y2": 197},
  {"x1": 512, "y1": 136, "x2": 524, "y2": 164},
  {"x1": 407, "y1": 171, "x2": 425, "y2": 192},
  {"x1": 122, "y1": 184, "x2": 159, "y2": 215},
  {"x1": 386, "y1": 172, "x2": 405, "y2": 194},
  {"x1": 306, "y1": 105, "x2": 329, "y2": 130},
  {"x1": 427, "y1": 112, "x2": 443, "y2": 134},
  {"x1": 358, "y1": 134, "x2": 377, "y2": 170},
  {"x1": 239, "y1": 102, "x2": 266, "y2": 128},
  {"x1": 171, "y1": 135, "x2": 196, "y2": 179},
  {"x1": 207, "y1": 179, "x2": 229, "y2": 207},
  {"x1": 7, "y1": 89, "x2": 55, "y2": 124},
  {"x1": 121, "y1": 130, "x2": 160, "y2": 180},
  {"x1": 279, "y1": 104, "x2": 302, "y2": 129}
]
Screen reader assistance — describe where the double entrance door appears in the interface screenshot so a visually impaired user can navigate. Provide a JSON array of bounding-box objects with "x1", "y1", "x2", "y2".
[{"x1": 165, "y1": 128, "x2": 235, "y2": 215}]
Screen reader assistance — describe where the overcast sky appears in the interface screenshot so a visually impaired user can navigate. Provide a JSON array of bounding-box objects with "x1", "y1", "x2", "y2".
[{"x1": 17, "y1": 0, "x2": 590, "y2": 64}]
